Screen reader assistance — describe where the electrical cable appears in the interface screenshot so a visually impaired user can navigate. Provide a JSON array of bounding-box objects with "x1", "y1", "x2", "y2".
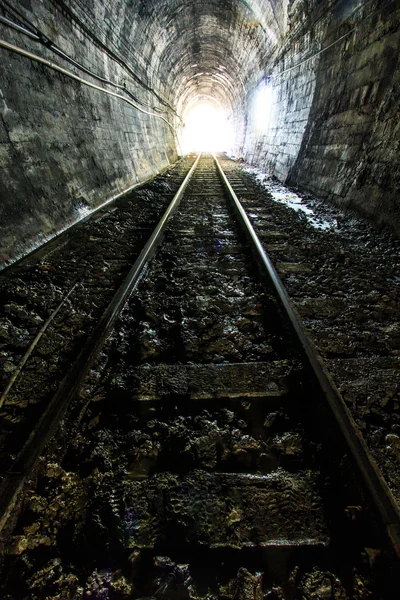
[
  {"x1": 0, "y1": 14, "x2": 38, "y2": 40},
  {"x1": 0, "y1": 280, "x2": 80, "y2": 409},
  {"x1": 0, "y1": 38, "x2": 176, "y2": 131},
  {"x1": 51, "y1": 0, "x2": 178, "y2": 116},
  {"x1": 0, "y1": 0, "x2": 181, "y2": 121},
  {"x1": 274, "y1": 27, "x2": 356, "y2": 78},
  {"x1": 0, "y1": 0, "x2": 34, "y2": 29},
  {"x1": 276, "y1": 0, "x2": 376, "y2": 57},
  {"x1": 272, "y1": 0, "x2": 390, "y2": 80},
  {"x1": 0, "y1": 12, "x2": 168, "y2": 114}
]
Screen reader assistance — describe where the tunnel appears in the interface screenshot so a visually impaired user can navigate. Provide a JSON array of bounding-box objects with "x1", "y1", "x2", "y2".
[
  {"x1": 1, "y1": 1, "x2": 400, "y2": 598},
  {"x1": 0, "y1": 0, "x2": 399, "y2": 267}
]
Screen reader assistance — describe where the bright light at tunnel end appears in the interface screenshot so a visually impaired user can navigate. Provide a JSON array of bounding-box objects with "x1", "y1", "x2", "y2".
[{"x1": 180, "y1": 103, "x2": 234, "y2": 154}]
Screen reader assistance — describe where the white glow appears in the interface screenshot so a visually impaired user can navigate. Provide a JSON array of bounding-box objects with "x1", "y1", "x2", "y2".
[
  {"x1": 180, "y1": 103, "x2": 234, "y2": 154},
  {"x1": 252, "y1": 82, "x2": 275, "y2": 134}
]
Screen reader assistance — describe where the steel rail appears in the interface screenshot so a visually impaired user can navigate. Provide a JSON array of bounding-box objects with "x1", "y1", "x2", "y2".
[
  {"x1": 1, "y1": 162, "x2": 173, "y2": 274},
  {"x1": 0, "y1": 153, "x2": 201, "y2": 534},
  {"x1": 213, "y1": 153, "x2": 400, "y2": 557}
]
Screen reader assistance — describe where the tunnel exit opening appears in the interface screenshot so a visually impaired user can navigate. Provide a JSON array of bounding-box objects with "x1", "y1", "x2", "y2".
[{"x1": 179, "y1": 103, "x2": 234, "y2": 154}]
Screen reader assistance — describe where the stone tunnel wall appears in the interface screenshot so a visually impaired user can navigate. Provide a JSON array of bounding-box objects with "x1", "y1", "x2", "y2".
[
  {"x1": 0, "y1": 0, "x2": 177, "y2": 268},
  {"x1": 1, "y1": 0, "x2": 399, "y2": 270},
  {"x1": 243, "y1": 0, "x2": 400, "y2": 234}
]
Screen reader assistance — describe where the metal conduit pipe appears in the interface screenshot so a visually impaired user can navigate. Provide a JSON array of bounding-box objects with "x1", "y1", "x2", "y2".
[
  {"x1": 0, "y1": 14, "x2": 168, "y2": 115},
  {"x1": 0, "y1": 38, "x2": 177, "y2": 131},
  {"x1": 49, "y1": 45, "x2": 168, "y2": 114},
  {"x1": 0, "y1": 14, "x2": 39, "y2": 40},
  {"x1": 3, "y1": 0, "x2": 178, "y2": 118}
]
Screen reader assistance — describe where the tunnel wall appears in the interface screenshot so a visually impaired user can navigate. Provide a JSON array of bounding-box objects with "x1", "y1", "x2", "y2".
[
  {"x1": 243, "y1": 0, "x2": 400, "y2": 234},
  {"x1": 0, "y1": 1, "x2": 177, "y2": 268},
  {"x1": 241, "y1": 0, "x2": 332, "y2": 179},
  {"x1": 241, "y1": 41, "x2": 321, "y2": 182}
]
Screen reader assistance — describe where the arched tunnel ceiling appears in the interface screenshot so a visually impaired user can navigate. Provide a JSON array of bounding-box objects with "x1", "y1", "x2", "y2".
[{"x1": 109, "y1": 0, "x2": 289, "y2": 118}]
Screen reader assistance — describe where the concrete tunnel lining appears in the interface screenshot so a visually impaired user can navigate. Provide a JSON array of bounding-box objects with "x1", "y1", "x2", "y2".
[{"x1": 0, "y1": 0, "x2": 400, "y2": 267}]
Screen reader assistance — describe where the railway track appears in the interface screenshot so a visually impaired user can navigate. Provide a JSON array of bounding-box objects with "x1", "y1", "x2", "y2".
[
  {"x1": 0, "y1": 154, "x2": 399, "y2": 598},
  {"x1": 217, "y1": 157, "x2": 400, "y2": 507},
  {"x1": 0, "y1": 155, "x2": 196, "y2": 476}
]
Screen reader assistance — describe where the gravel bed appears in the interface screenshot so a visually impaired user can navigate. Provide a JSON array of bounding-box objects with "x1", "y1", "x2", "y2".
[{"x1": 221, "y1": 155, "x2": 400, "y2": 504}]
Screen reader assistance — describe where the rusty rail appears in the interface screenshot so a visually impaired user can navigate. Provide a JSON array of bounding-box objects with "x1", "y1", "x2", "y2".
[
  {"x1": 0, "y1": 154, "x2": 201, "y2": 534},
  {"x1": 214, "y1": 152, "x2": 400, "y2": 557}
]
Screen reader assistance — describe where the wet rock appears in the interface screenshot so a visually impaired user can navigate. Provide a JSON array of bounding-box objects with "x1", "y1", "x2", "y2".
[
  {"x1": 0, "y1": 323, "x2": 11, "y2": 340},
  {"x1": 296, "y1": 297, "x2": 345, "y2": 319},
  {"x1": 6, "y1": 535, "x2": 28, "y2": 555},
  {"x1": 243, "y1": 303, "x2": 264, "y2": 316},
  {"x1": 138, "y1": 322, "x2": 162, "y2": 359},
  {"x1": 110, "y1": 571, "x2": 134, "y2": 596},
  {"x1": 0, "y1": 319, "x2": 30, "y2": 348},
  {"x1": 20, "y1": 559, "x2": 76, "y2": 599},
  {"x1": 3, "y1": 360, "x2": 16, "y2": 373},
  {"x1": 45, "y1": 462, "x2": 63, "y2": 478},
  {"x1": 383, "y1": 323, "x2": 400, "y2": 350},
  {"x1": 385, "y1": 433, "x2": 400, "y2": 460},
  {"x1": 219, "y1": 568, "x2": 263, "y2": 600},
  {"x1": 83, "y1": 570, "x2": 112, "y2": 599},
  {"x1": 312, "y1": 331, "x2": 357, "y2": 356},
  {"x1": 265, "y1": 586, "x2": 285, "y2": 599},
  {"x1": 299, "y1": 568, "x2": 348, "y2": 599},
  {"x1": 36, "y1": 332, "x2": 66, "y2": 356},
  {"x1": 4, "y1": 303, "x2": 29, "y2": 320},
  {"x1": 272, "y1": 432, "x2": 303, "y2": 456}
]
